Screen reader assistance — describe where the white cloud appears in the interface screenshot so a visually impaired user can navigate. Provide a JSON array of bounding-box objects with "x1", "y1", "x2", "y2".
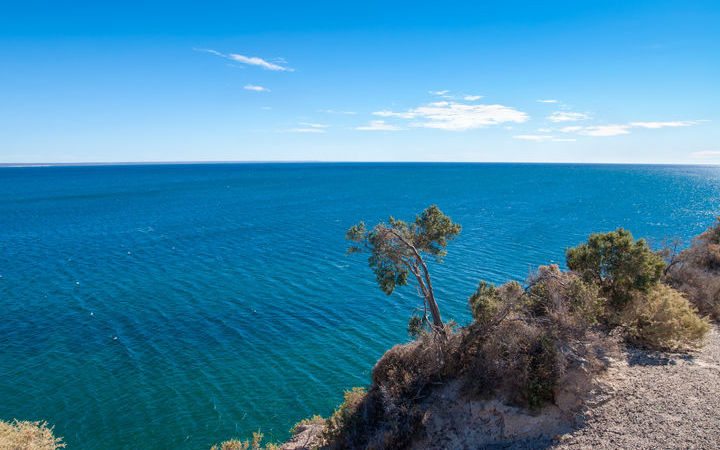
[
  {"x1": 299, "y1": 123, "x2": 328, "y2": 128},
  {"x1": 537, "y1": 99, "x2": 558, "y2": 103},
  {"x1": 548, "y1": 111, "x2": 590, "y2": 122},
  {"x1": 552, "y1": 138, "x2": 577, "y2": 142},
  {"x1": 513, "y1": 135, "x2": 554, "y2": 141},
  {"x1": 629, "y1": 121, "x2": 698, "y2": 129},
  {"x1": 196, "y1": 48, "x2": 293, "y2": 71},
  {"x1": 374, "y1": 101, "x2": 529, "y2": 131},
  {"x1": 429, "y1": 90, "x2": 450, "y2": 96},
  {"x1": 553, "y1": 119, "x2": 705, "y2": 138},
  {"x1": 244, "y1": 84, "x2": 270, "y2": 92},
  {"x1": 464, "y1": 95, "x2": 483, "y2": 101},
  {"x1": 691, "y1": 150, "x2": 720, "y2": 158},
  {"x1": 559, "y1": 126, "x2": 583, "y2": 133},
  {"x1": 318, "y1": 109, "x2": 357, "y2": 115},
  {"x1": 356, "y1": 120, "x2": 402, "y2": 131},
  {"x1": 580, "y1": 125, "x2": 631, "y2": 137}
]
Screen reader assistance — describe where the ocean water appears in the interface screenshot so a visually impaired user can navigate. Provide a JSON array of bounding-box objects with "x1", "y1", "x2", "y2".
[{"x1": 1, "y1": 163, "x2": 719, "y2": 449}]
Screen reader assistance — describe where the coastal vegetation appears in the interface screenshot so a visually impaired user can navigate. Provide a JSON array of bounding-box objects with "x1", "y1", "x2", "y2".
[
  {"x1": 664, "y1": 217, "x2": 720, "y2": 321},
  {"x1": 4, "y1": 209, "x2": 714, "y2": 449},
  {"x1": 208, "y1": 208, "x2": 712, "y2": 449},
  {"x1": 0, "y1": 419, "x2": 64, "y2": 449}
]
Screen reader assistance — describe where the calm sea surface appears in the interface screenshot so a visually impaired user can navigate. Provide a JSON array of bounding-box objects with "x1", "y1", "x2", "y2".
[{"x1": 1, "y1": 163, "x2": 719, "y2": 448}]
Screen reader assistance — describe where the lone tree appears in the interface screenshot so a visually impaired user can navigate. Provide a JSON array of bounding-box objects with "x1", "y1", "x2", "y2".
[{"x1": 346, "y1": 205, "x2": 461, "y2": 335}]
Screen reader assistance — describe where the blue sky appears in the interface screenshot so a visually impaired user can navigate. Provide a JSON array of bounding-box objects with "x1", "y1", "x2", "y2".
[{"x1": 1, "y1": 1, "x2": 718, "y2": 163}]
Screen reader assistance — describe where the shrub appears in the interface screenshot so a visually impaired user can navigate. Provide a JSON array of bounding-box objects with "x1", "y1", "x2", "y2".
[
  {"x1": 0, "y1": 420, "x2": 65, "y2": 450},
  {"x1": 524, "y1": 264, "x2": 606, "y2": 326},
  {"x1": 209, "y1": 431, "x2": 278, "y2": 450},
  {"x1": 665, "y1": 218, "x2": 720, "y2": 321},
  {"x1": 566, "y1": 228, "x2": 665, "y2": 309},
  {"x1": 621, "y1": 285, "x2": 710, "y2": 351}
]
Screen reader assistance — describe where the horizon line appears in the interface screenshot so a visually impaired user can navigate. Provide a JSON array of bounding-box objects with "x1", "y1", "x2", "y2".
[{"x1": 1, "y1": 160, "x2": 719, "y2": 167}]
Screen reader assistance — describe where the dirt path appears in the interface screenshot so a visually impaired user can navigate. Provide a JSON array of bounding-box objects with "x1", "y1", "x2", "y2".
[{"x1": 552, "y1": 325, "x2": 720, "y2": 449}]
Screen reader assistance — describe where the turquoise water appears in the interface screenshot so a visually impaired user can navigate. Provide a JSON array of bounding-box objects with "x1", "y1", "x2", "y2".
[{"x1": 1, "y1": 163, "x2": 719, "y2": 449}]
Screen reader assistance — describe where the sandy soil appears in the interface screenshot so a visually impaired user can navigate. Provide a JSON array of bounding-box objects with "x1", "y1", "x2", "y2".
[{"x1": 551, "y1": 325, "x2": 720, "y2": 449}]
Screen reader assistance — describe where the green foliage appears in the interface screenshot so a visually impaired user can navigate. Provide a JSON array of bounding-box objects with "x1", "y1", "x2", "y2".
[
  {"x1": 621, "y1": 285, "x2": 710, "y2": 350},
  {"x1": 468, "y1": 281, "x2": 501, "y2": 325},
  {"x1": 346, "y1": 205, "x2": 461, "y2": 296},
  {"x1": 407, "y1": 314, "x2": 425, "y2": 338},
  {"x1": 566, "y1": 228, "x2": 666, "y2": 309},
  {"x1": 520, "y1": 334, "x2": 559, "y2": 410}
]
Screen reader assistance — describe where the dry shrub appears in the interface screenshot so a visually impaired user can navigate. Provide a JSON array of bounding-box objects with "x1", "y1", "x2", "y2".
[
  {"x1": 209, "y1": 431, "x2": 278, "y2": 450},
  {"x1": 461, "y1": 265, "x2": 610, "y2": 409},
  {"x1": 0, "y1": 420, "x2": 65, "y2": 450},
  {"x1": 665, "y1": 218, "x2": 720, "y2": 321},
  {"x1": 621, "y1": 285, "x2": 710, "y2": 351}
]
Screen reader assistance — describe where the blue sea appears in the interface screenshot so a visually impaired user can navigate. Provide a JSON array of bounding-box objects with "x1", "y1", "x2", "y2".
[{"x1": 1, "y1": 163, "x2": 719, "y2": 449}]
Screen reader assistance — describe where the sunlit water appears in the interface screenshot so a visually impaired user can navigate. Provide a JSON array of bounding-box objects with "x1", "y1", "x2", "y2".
[{"x1": 1, "y1": 163, "x2": 719, "y2": 449}]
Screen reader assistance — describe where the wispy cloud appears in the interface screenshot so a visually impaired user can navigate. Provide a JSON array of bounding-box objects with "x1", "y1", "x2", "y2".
[
  {"x1": 691, "y1": 150, "x2": 720, "y2": 158},
  {"x1": 629, "y1": 121, "x2": 699, "y2": 129},
  {"x1": 196, "y1": 48, "x2": 294, "y2": 71},
  {"x1": 513, "y1": 135, "x2": 577, "y2": 142},
  {"x1": 356, "y1": 120, "x2": 402, "y2": 131},
  {"x1": 374, "y1": 101, "x2": 529, "y2": 131},
  {"x1": 464, "y1": 95, "x2": 483, "y2": 101},
  {"x1": 244, "y1": 84, "x2": 270, "y2": 92},
  {"x1": 299, "y1": 123, "x2": 328, "y2": 128},
  {"x1": 317, "y1": 109, "x2": 357, "y2": 115},
  {"x1": 513, "y1": 135, "x2": 553, "y2": 141},
  {"x1": 429, "y1": 90, "x2": 450, "y2": 96},
  {"x1": 548, "y1": 111, "x2": 590, "y2": 122},
  {"x1": 554, "y1": 120, "x2": 705, "y2": 137},
  {"x1": 537, "y1": 99, "x2": 558, "y2": 103},
  {"x1": 579, "y1": 125, "x2": 631, "y2": 136}
]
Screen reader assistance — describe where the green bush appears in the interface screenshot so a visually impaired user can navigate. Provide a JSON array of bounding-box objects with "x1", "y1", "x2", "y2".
[
  {"x1": 468, "y1": 281, "x2": 502, "y2": 326},
  {"x1": 621, "y1": 285, "x2": 710, "y2": 351},
  {"x1": 566, "y1": 228, "x2": 665, "y2": 309}
]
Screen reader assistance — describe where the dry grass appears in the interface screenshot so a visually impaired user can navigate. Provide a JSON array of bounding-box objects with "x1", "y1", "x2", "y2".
[
  {"x1": 0, "y1": 420, "x2": 64, "y2": 450},
  {"x1": 209, "y1": 431, "x2": 278, "y2": 450}
]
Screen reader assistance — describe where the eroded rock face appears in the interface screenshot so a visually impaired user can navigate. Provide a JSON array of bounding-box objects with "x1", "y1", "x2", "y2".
[{"x1": 411, "y1": 365, "x2": 598, "y2": 449}]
